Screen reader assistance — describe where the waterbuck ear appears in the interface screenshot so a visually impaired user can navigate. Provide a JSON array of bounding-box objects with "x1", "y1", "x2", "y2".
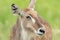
[
  {"x1": 11, "y1": 4, "x2": 23, "y2": 16},
  {"x1": 28, "y1": 0, "x2": 36, "y2": 10}
]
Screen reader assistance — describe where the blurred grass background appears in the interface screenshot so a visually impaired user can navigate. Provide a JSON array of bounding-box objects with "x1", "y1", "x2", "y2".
[{"x1": 0, "y1": 0, "x2": 60, "y2": 40}]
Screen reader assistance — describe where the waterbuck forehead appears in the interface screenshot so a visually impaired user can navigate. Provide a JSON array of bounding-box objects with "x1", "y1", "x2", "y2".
[
  {"x1": 23, "y1": 8, "x2": 38, "y2": 19},
  {"x1": 23, "y1": 8, "x2": 43, "y2": 29}
]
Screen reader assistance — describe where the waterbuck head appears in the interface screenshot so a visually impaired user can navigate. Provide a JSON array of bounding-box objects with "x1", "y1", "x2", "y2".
[
  {"x1": 11, "y1": 0, "x2": 52, "y2": 40},
  {"x1": 10, "y1": 0, "x2": 52, "y2": 40}
]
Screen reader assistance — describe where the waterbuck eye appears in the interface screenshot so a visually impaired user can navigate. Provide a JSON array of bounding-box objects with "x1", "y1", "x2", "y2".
[{"x1": 26, "y1": 16, "x2": 31, "y2": 19}]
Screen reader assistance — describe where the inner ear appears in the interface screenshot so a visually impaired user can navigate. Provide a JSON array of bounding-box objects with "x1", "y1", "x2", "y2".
[{"x1": 11, "y1": 4, "x2": 23, "y2": 16}]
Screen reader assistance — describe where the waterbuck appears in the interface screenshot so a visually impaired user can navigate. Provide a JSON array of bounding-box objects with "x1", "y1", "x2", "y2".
[{"x1": 10, "y1": 0, "x2": 52, "y2": 40}]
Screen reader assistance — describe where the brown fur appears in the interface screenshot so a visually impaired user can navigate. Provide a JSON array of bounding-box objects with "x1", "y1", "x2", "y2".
[
  {"x1": 10, "y1": 8, "x2": 52, "y2": 40},
  {"x1": 23, "y1": 8, "x2": 52, "y2": 40},
  {"x1": 10, "y1": 0, "x2": 52, "y2": 40}
]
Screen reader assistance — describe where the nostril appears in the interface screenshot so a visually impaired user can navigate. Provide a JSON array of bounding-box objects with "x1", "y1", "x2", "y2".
[
  {"x1": 39, "y1": 29, "x2": 45, "y2": 34},
  {"x1": 35, "y1": 28, "x2": 45, "y2": 35}
]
